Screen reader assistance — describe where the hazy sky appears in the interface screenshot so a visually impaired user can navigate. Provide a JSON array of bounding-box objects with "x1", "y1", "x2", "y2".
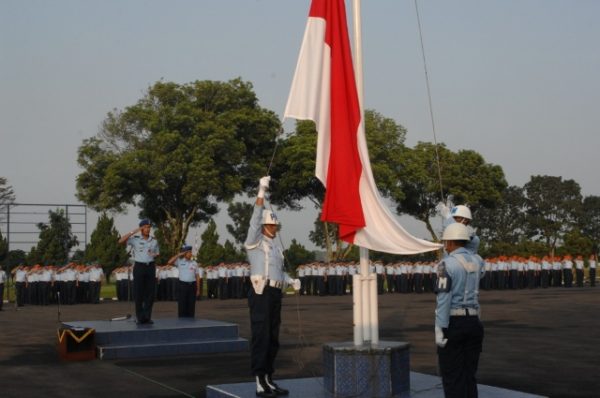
[{"x1": 1, "y1": 0, "x2": 599, "y2": 253}]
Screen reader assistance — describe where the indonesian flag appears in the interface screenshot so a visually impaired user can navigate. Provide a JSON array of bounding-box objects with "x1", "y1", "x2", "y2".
[{"x1": 284, "y1": 0, "x2": 441, "y2": 254}]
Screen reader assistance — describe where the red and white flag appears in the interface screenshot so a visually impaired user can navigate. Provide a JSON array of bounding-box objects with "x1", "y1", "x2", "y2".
[{"x1": 284, "y1": 0, "x2": 440, "y2": 254}]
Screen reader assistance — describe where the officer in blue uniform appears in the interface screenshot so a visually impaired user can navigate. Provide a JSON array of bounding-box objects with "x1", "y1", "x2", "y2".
[
  {"x1": 168, "y1": 245, "x2": 199, "y2": 318},
  {"x1": 435, "y1": 223, "x2": 485, "y2": 398},
  {"x1": 245, "y1": 176, "x2": 299, "y2": 397},
  {"x1": 119, "y1": 219, "x2": 159, "y2": 325}
]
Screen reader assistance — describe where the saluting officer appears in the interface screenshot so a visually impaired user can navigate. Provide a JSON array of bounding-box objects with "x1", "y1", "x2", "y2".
[
  {"x1": 167, "y1": 245, "x2": 199, "y2": 318},
  {"x1": 434, "y1": 223, "x2": 485, "y2": 398},
  {"x1": 245, "y1": 176, "x2": 299, "y2": 397},
  {"x1": 119, "y1": 219, "x2": 159, "y2": 325}
]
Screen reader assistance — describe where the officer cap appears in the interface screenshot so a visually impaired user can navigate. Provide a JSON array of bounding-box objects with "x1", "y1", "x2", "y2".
[
  {"x1": 139, "y1": 219, "x2": 151, "y2": 227},
  {"x1": 181, "y1": 245, "x2": 193, "y2": 253}
]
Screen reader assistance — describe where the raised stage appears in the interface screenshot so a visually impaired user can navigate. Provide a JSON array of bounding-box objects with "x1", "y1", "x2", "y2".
[
  {"x1": 206, "y1": 373, "x2": 547, "y2": 398},
  {"x1": 62, "y1": 318, "x2": 248, "y2": 360}
]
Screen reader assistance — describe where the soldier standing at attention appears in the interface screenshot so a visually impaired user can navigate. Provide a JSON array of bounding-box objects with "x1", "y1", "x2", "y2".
[
  {"x1": 435, "y1": 223, "x2": 485, "y2": 398},
  {"x1": 119, "y1": 219, "x2": 159, "y2": 325}
]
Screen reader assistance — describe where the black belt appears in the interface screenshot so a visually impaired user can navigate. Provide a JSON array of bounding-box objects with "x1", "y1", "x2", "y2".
[
  {"x1": 135, "y1": 261, "x2": 155, "y2": 266},
  {"x1": 179, "y1": 280, "x2": 196, "y2": 284}
]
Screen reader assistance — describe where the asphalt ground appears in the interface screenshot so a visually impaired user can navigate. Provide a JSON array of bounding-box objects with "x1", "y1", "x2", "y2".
[{"x1": 0, "y1": 287, "x2": 598, "y2": 398}]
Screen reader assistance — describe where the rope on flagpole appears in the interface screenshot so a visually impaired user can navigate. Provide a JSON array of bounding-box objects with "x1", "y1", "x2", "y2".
[{"x1": 414, "y1": 0, "x2": 445, "y2": 203}]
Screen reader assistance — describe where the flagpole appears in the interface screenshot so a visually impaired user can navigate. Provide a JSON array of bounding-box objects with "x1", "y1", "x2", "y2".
[{"x1": 351, "y1": 0, "x2": 379, "y2": 346}]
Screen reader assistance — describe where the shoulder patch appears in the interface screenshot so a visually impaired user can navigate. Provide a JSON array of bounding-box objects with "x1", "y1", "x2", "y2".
[{"x1": 434, "y1": 261, "x2": 452, "y2": 293}]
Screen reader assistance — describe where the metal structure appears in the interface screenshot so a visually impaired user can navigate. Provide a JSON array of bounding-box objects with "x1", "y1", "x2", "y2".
[{"x1": 0, "y1": 203, "x2": 87, "y2": 254}]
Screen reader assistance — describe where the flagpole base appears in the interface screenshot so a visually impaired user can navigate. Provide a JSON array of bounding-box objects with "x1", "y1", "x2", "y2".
[{"x1": 323, "y1": 341, "x2": 410, "y2": 398}]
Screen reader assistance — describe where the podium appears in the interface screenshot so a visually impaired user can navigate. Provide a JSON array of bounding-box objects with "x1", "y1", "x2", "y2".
[{"x1": 57, "y1": 327, "x2": 96, "y2": 361}]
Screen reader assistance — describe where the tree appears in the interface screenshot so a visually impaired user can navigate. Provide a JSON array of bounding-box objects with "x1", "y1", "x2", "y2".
[
  {"x1": 84, "y1": 213, "x2": 129, "y2": 275},
  {"x1": 523, "y1": 175, "x2": 582, "y2": 255},
  {"x1": 5, "y1": 249, "x2": 26, "y2": 270},
  {"x1": 558, "y1": 230, "x2": 592, "y2": 257},
  {"x1": 269, "y1": 110, "x2": 407, "y2": 260},
  {"x1": 70, "y1": 250, "x2": 85, "y2": 263},
  {"x1": 0, "y1": 229, "x2": 7, "y2": 263},
  {"x1": 0, "y1": 176, "x2": 16, "y2": 222},
  {"x1": 30, "y1": 209, "x2": 79, "y2": 265},
  {"x1": 476, "y1": 186, "x2": 527, "y2": 249},
  {"x1": 197, "y1": 219, "x2": 225, "y2": 265},
  {"x1": 284, "y1": 239, "x2": 315, "y2": 270},
  {"x1": 76, "y1": 79, "x2": 280, "y2": 255},
  {"x1": 394, "y1": 142, "x2": 507, "y2": 241},
  {"x1": 580, "y1": 195, "x2": 600, "y2": 254},
  {"x1": 226, "y1": 201, "x2": 254, "y2": 246}
]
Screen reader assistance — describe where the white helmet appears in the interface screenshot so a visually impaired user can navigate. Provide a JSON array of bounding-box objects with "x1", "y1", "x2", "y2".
[
  {"x1": 261, "y1": 210, "x2": 279, "y2": 225},
  {"x1": 451, "y1": 205, "x2": 472, "y2": 220},
  {"x1": 442, "y1": 223, "x2": 470, "y2": 241}
]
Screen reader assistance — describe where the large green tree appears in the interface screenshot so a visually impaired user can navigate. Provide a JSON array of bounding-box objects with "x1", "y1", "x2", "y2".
[
  {"x1": 523, "y1": 175, "x2": 582, "y2": 254},
  {"x1": 76, "y1": 79, "x2": 280, "y2": 255},
  {"x1": 85, "y1": 213, "x2": 129, "y2": 275},
  {"x1": 30, "y1": 209, "x2": 79, "y2": 265},
  {"x1": 476, "y1": 185, "x2": 527, "y2": 251},
  {"x1": 283, "y1": 239, "x2": 315, "y2": 271},
  {"x1": 395, "y1": 142, "x2": 507, "y2": 241},
  {"x1": 197, "y1": 219, "x2": 224, "y2": 265}
]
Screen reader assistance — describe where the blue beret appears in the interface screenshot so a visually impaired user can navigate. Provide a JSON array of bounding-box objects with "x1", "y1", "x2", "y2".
[
  {"x1": 181, "y1": 245, "x2": 193, "y2": 253},
  {"x1": 139, "y1": 219, "x2": 151, "y2": 227}
]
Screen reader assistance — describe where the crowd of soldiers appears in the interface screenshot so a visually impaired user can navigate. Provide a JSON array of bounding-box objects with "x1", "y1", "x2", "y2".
[
  {"x1": 3, "y1": 253, "x2": 595, "y2": 306},
  {"x1": 111, "y1": 262, "x2": 253, "y2": 302},
  {"x1": 296, "y1": 254, "x2": 597, "y2": 295},
  {"x1": 9, "y1": 263, "x2": 104, "y2": 306}
]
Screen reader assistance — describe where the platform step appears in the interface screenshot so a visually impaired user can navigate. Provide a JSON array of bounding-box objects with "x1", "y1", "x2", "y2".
[
  {"x1": 98, "y1": 337, "x2": 248, "y2": 360},
  {"x1": 62, "y1": 318, "x2": 248, "y2": 360}
]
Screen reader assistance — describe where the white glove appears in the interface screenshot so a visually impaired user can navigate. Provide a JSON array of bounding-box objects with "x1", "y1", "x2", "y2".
[
  {"x1": 435, "y1": 326, "x2": 448, "y2": 348},
  {"x1": 292, "y1": 278, "x2": 301, "y2": 291},
  {"x1": 436, "y1": 202, "x2": 450, "y2": 219},
  {"x1": 258, "y1": 176, "x2": 271, "y2": 199}
]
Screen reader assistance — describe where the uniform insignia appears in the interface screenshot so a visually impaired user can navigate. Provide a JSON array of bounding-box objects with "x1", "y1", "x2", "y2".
[{"x1": 435, "y1": 261, "x2": 452, "y2": 293}]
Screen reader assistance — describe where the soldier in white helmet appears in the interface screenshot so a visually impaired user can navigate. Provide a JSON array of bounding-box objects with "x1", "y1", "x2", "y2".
[
  {"x1": 245, "y1": 176, "x2": 300, "y2": 397},
  {"x1": 434, "y1": 223, "x2": 485, "y2": 398},
  {"x1": 438, "y1": 202, "x2": 480, "y2": 255}
]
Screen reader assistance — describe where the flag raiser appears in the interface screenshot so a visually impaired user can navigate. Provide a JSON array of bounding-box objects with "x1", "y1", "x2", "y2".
[{"x1": 284, "y1": 0, "x2": 441, "y2": 254}]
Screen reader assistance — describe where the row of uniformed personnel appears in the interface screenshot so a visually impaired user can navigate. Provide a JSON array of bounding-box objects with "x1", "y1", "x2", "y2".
[{"x1": 9, "y1": 263, "x2": 104, "y2": 306}]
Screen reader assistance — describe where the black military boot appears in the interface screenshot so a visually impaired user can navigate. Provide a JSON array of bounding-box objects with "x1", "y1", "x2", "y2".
[
  {"x1": 256, "y1": 375, "x2": 277, "y2": 397},
  {"x1": 266, "y1": 374, "x2": 289, "y2": 396}
]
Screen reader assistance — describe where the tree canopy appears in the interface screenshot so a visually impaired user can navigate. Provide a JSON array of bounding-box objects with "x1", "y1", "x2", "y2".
[
  {"x1": 85, "y1": 213, "x2": 129, "y2": 274},
  {"x1": 76, "y1": 79, "x2": 281, "y2": 255},
  {"x1": 27, "y1": 209, "x2": 79, "y2": 265}
]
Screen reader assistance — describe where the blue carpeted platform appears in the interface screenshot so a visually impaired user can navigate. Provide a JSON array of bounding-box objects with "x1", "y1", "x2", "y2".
[
  {"x1": 63, "y1": 318, "x2": 248, "y2": 360},
  {"x1": 206, "y1": 373, "x2": 546, "y2": 398}
]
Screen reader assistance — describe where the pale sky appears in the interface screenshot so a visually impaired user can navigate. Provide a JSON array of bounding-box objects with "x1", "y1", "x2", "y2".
[{"x1": 1, "y1": 0, "x2": 599, "y2": 253}]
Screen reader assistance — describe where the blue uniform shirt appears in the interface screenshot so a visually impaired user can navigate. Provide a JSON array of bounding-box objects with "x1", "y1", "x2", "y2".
[
  {"x1": 435, "y1": 247, "x2": 484, "y2": 328},
  {"x1": 127, "y1": 235, "x2": 159, "y2": 263},
  {"x1": 244, "y1": 205, "x2": 284, "y2": 282},
  {"x1": 176, "y1": 258, "x2": 198, "y2": 282}
]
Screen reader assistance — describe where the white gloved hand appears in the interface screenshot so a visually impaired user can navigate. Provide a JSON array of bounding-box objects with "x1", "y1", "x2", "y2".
[
  {"x1": 436, "y1": 202, "x2": 450, "y2": 219},
  {"x1": 257, "y1": 176, "x2": 271, "y2": 199},
  {"x1": 292, "y1": 278, "x2": 301, "y2": 291},
  {"x1": 435, "y1": 326, "x2": 448, "y2": 348}
]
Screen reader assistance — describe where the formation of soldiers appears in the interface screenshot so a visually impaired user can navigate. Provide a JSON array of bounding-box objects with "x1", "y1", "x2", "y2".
[
  {"x1": 10, "y1": 263, "x2": 104, "y2": 306},
  {"x1": 4, "y1": 253, "x2": 596, "y2": 306},
  {"x1": 111, "y1": 262, "x2": 253, "y2": 302},
  {"x1": 295, "y1": 254, "x2": 598, "y2": 296}
]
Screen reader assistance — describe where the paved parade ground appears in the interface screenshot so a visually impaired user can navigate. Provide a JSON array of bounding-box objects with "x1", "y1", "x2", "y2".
[{"x1": 0, "y1": 287, "x2": 597, "y2": 398}]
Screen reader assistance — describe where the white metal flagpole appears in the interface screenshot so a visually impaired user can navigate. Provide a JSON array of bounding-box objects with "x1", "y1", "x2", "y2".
[{"x1": 351, "y1": 0, "x2": 379, "y2": 346}]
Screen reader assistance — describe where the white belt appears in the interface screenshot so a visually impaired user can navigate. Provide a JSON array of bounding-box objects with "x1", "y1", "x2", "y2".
[
  {"x1": 268, "y1": 279, "x2": 283, "y2": 289},
  {"x1": 450, "y1": 308, "x2": 479, "y2": 316}
]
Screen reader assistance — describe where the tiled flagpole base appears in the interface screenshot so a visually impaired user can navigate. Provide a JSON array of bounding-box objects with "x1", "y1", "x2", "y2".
[{"x1": 323, "y1": 341, "x2": 410, "y2": 398}]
